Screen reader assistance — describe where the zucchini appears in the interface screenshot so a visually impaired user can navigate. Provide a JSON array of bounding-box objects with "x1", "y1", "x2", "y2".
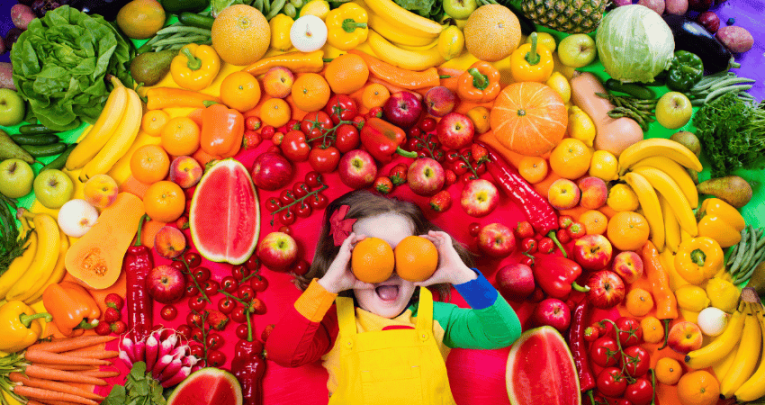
[
  {"x1": 11, "y1": 134, "x2": 60, "y2": 146},
  {"x1": 20, "y1": 143, "x2": 68, "y2": 157}
]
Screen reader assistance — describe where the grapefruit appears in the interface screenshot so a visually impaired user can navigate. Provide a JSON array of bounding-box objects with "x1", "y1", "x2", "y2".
[
  {"x1": 463, "y1": 4, "x2": 521, "y2": 62},
  {"x1": 211, "y1": 5, "x2": 270, "y2": 66},
  {"x1": 167, "y1": 368, "x2": 242, "y2": 405}
]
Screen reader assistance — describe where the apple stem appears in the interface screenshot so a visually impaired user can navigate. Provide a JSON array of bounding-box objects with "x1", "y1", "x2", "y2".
[
  {"x1": 524, "y1": 32, "x2": 541, "y2": 66},
  {"x1": 547, "y1": 231, "x2": 567, "y2": 258}
]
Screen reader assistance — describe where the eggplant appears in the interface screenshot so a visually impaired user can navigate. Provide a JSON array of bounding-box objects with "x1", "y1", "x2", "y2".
[
  {"x1": 69, "y1": 0, "x2": 131, "y2": 21},
  {"x1": 662, "y1": 14, "x2": 734, "y2": 74}
]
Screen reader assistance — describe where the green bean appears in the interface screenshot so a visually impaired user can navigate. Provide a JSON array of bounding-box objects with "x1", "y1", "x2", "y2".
[
  {"x1": 739, "y1": 225, "x2": 758, "y2": 275},
  {"x1": 708, "y1": 77, "x2": 756, "y2": 91},
  {"x1": 156, "y1": 26, "x2": 212, "y2": 37},
  {"x1": 253, "y1": 0, "x2": 264, "y2": 11},
  {"x1": 727, "y1": 243, "x2": 740, "y2": 266},
  {"x1": 705, "y1": 85, "x2": 754, "y2": 104},
  {"x1": 736, "y1": 256, "x2": 762, "y2": 284},
  {"x1": 756, "y1": 232, "x2": 765, "y2": 250},
  {"x1": 266, "y1": 0, "x2": 286, "y2": 19},
  {"x1": 152, "y1": 35, "x2": 210, "y2": 48},
  {"x1": 730, "y1": 227, "x2": 749, "y2": 274},
  {"x1": 263, "y1": 0, "x2": 271, "y2": 14}
]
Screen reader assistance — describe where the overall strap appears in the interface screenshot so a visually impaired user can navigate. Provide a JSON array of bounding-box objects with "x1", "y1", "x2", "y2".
[
  {"x1": 415, "y1": 288, "x2": 433, "y2": 334},
  {"x1": 336, "y1": 297, "x2": 357, "y2": 336}
]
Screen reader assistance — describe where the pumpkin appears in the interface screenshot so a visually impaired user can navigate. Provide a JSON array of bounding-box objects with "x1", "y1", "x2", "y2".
[
  {"x1": 65, "y1": 192, "x2": 146, "y2": 289},
  {"x1": 490, "y1": 82, "x2": 568, "y2": 157}
]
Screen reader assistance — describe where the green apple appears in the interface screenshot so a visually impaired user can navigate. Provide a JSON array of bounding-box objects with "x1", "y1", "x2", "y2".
[
  {"x1": 0, "y1": 159, "x2": 34, "y2": 198},
  {"x1": 0, "y1": 89, "x2": 26, "y2": 127},
  {"x1": 656, "y1": 92, "x2": 693, "y2": 130},
  {"x1": 443, "y1": 0, "x2": 477, "y2": 19},
  {"x1": 558, "y1": 34, "x2": 597, "y2": 68},
  {"x1": 33, "y1": 169, "x2": 74, "y2": 209}
]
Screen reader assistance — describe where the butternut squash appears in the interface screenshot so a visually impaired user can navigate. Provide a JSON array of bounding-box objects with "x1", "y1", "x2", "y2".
[{"x1": 65, "y1": 193, "x2": 146, "y2": 289}]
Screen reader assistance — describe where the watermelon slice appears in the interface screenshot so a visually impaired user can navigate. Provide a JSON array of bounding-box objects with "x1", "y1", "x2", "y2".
[
  {"x1": 190, "y1": 159, "x2": 260, "y2": 265},
  {"x1": 506, "y1": 326, "x2": 581, "y2": 405},
  {"x1": 167, "y1": 368, "x2": 242, "y2": 405}
]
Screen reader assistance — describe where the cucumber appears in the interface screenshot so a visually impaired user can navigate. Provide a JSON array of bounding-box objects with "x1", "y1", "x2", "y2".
[
  {"x1": 605, "y1": 79, "x2": 657, "y2": 100},
  {"x1": 178, "y1": 12, "x2": 215, "y2": 29},
  {"x1": 162, "y1": 0, "x2": 210, "y2": 13},
  {"x1": 41, "y1": 143, "x2": 77, "y2": 172},
  {"x1": 20, "y1": 143, "x2": 68, "y2": 157},
  {"x1": 11, "y1": 134, "x2": 60, "y2": 146},
  {"x1": 18, "y1": 124, "x2": 56, "y2": 135}
]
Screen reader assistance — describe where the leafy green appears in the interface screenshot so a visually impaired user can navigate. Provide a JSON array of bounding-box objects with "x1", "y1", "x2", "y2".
[
  {"x1": 10, "y1": 6, "x2": 133, "y2": 132},
  {"x1": 393, "y1": 0, "x2": 444, "y2": 23},
  {"x1": 0, "y1": 195, "x2": 29, "y2": 277},
  {"x1": 104, "y1": 362, "x2": 167, "y2": 405}
]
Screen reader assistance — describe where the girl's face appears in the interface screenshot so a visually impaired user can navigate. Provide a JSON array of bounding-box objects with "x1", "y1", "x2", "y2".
[{"x1": 352, "y1": 213, "x2": 417, "y2": 319}]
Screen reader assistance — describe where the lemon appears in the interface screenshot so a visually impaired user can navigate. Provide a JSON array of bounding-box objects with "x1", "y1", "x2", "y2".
[
  {"x1": 589, "y1": 150, "x2": 619, "y2": 181},
  {"x1": 270, "y1": 14, "x2": 294, "y2": 51},
  {"x1": 527, "y1": 31, "x2": 556, "y2": 52},
  {"x1": 568, "y1": 106, "x2": 595, "y2": 147},
  {"x1": 546, "y1": 72, "x2": 570, "y2": 103},
  {"x1": 705, "y1": 277, "x2": 740, "y2": 313},
  {"x1": 675, "y1": 285, "x2": 711, "y2": 312},
  {"x1": 607, "y1": 184, "x2": 639, "y2": 212},
  {"x1": 300, "y1": 0, "x2": 330, "y2": 20}
]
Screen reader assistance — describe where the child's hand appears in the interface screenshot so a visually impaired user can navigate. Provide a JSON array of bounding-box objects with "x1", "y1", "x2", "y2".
[
  {"x1": 416, "y1": 231, "x2": 477, "y2": 287},
  {"x1": 318, "y1": 233, "x2": 376, "y2": 294}
]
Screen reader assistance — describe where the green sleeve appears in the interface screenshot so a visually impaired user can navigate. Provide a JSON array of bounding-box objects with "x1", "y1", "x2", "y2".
[{"x1": 431, "y1": 296, "x2": 523, "y2": 350}]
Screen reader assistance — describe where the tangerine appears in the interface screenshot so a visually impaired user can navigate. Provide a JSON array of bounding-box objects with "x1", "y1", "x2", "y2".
[
  {"x1": 130, "y1": 145, "x2": 170, "y2": 185},
  {"x1": 260, "y1": 98, "x2": 292, "y2": 127},
  {"x1": 144, "y1": 181, "x2": 186, "y2": 223},
  {"x1": 394, "y1": 236, "x2": 438, "y2": 282},
  {"x1": 351, "y1": 237, "x2": 395, "y2": 283},
  {"x1": 142, "y1": 110, "x2": 169, "y2": 137},
  {"x1": 361, "y1": 83, "x2": 390, "y2": 109},
  {"x1": 325, "y1": 54, "x2": 369, "y2": 95},
  {"x1": 292, "y1": 73, "x2": 330, "y2": 112},
  {"x1": 677, "y1": 370, "x2": 718, "y2": 405},
  {"x1": 211, "y1": 5, "x2": 270, "y2": 66},
  {"x1": 549, "y1": 138, "x2": 592, "y2": 179},
  {"x1": 641, "y1": 316, "x2": 665, "y2": 344},
  {"x1": 518, "y1": 156, "x2": 548, "y2": 184},
  {"x1": 607, "y1": 211, "x2": 650, "y2": 251},
  {"x1": 625, "y1": 288, "x2": 654, "y2": 317},
  {"x1": 656, "y1": 357, "x2": 683, "y2": 385},
  {"x1": 579, "y1": 210, "x2": 608, "y2": 235},
  {"x1": 220, "y1": 71, "x2": 262, "y2": 112},
  {"x1": 161, "y1": 117, "x2": 200, "y2": 156}
]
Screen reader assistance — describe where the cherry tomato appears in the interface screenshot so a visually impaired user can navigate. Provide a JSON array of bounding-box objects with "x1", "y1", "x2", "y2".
[
  {"x1": 301, "y1": 111, "x2": 333, "y2": 135},
  {"x1": 251, "y1": 298, "x2": 267, "y2": 315},
  {"x1": 590, "y1": 336, "x2": 620, "y2": 368},
  {"x1": 308, "y1": 193, "x2": 328, "y2": 209},
  {"x1": 189, "y1": 344, "x2": 204, "y2": 359},
  {"x1": 474, "y1": 162, "x2": 487, "y2": 176},
  {"x1": 420, "y1": 117, "x2": 436, "y2": 132},
  {"x1": 171, "y1": 261, "x2": 186, "y2": 272},
  {"x1": 295, "y1": 202, "x2": 313, "y2": 218},
  {"x1": 190, "y1": 328, "x2": 204, "y2": 343},
  {"x1": 622, "y1": 346, "x2": 650, "y2": 378},
  {"x1": 231, "y1": 265, "x2": 250, "y2": 280},
  {"x1": 237, "y1": 285, "x2": 256, "y2": 302},
  {"x1": 250, "y1": 276, "x2": 268, "y2": 292},
  {"x1": 309, "y1": 146, "x2": 341, "y2": 173},
  {"x1": 408, "y1": 127, "x2": 422, "y2": 139},
  {"x1": 538, "y1": 237, "x2": 554, "y2": 254},
  {"x1": 468, "y1": 223, "x2": 481, "y2": 237},
  {"x1": 279, "y1": 189, "x2": 295, "y2": 205},
  {"x1": 188, "y1": 295, "x2": 207, "y2": 312},
  {"x1": 616, "y1": 399, "x2": 634, "y2": 405},
  {"x1": 193, "y1": 267, "x2": 211, "y2": 283},
  {"x1": 444, "y1": 150, "x2": 461, "y2": 165},
  {"x1": 176, "y1": 324, "x2": 192, "y2": 340},
  {"x1": 244, "y1": 255, "x2": 260, "y2": 271},
  {"x1": 459, "y1": 172, "x2": 476, "y2": 184},
  {"x1": 293, "y1": 260, "x2": 310, "y2": 276},
  {"x1": 265, "y1": 197, "x2": 282, "y2": 212},
  {"x1": 352, "y1": 116, "x2": 365, "y2": 130},
  {"x1": 616, "y1": 317, "x2": 643, "y2": 347},
  {"x1": 185, "y1": 284, "x2": 200, "y2": 297},
  {"x1": 451, "y1": 160, "x2": 469, "y2": 176},
  {"x1": 281, "y1": 130, "x2": 311, "y2": 162},
  {"x1": 231, "y1": 306, "x2": 249, "y2": 323},
  {"x1": 207, "y1": 350, "x2": 226, "y2": 367},
  {"x1": 279, "y1": 226, "x2": 291, "y2": 235},
  {"x1": 203, "y1": 280, "x2": 220, "y2": 297},
  {"x1": 521, "y1": 237, "x2": 537, "y2": 254},
  {"x1": 205, "y1": 333, "x2": 224, "y2": 351},
  {"x1": 160, "y1": 305, "x2": 177, "y2": 321},
  {"x1": 404, "y1": 138, "x2": 423, "y2": 152},
  {"x1": 184, "y1": 252, "x2": 202, "y2": 268},
  {"x1": 326, "y1": 95, "x2": 358, "y2": 123},
  {"x1": 519, "y1": 255, "x2": 535, "y2": 267},
  {"x1": 260, "y1": 126, "x2": 276, "y2": 140},
  {"x1": 187, "y1": 312, "x2": 203, "y2": 328},
  {"x1": 236, "y1": 324, "x2": 250, "y2": 340},
  {"x1": 245, "y1": 116, "x2": 262, "y2": 131},
  {"x1": 335, "y1": 124, "x2": 360, "y2": 153},
  {"x1": 278, "y1": 208, "x2": 296, "y2": 225},
  {"x1": 218, "y1": 297, "x2": 236, "y2": 314},
  {"x1": 292, "y1": 182, "x2": 310, "y2": 198},
  {"x1": 221, "y1": 276, "x2": 239, "y2": 294},
  {"x1": 597, "y1": 367, "x2": 628, "y2": 398},
  {"x1": 624, "y1": 378, "x2": 653, "y2": 405}
]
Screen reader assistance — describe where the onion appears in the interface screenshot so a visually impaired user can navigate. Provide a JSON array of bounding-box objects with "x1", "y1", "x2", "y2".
[{"x1": 698, "y1": 307, "x2": 728, "y2": 336}]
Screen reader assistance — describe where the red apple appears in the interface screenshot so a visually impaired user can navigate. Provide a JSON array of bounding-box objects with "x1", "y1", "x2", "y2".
[
  {"x1": 460, "y1": 179, "x2": 499, "y2": 217},
  {"x1": 574, "y1": 234, "x2": 613, "y2": 271},
  {"x1": 477, "y1": 222, "x2": 516, "y2": 258},
  {"x1": 251, "y1": 152, "x2": 293, "y2": 191},
  {"x1": 407, "y1": 158, "x2": 445, "y2": 196},
  {"x1": 383, "y1": 91, "x2": 423, "y2": 129},
  {"x1": 146, "y1": 265, "x2": 186, "y2": 304},
  {"x1": 496, "y1": 263, "x2": 535, "y2": 300},
  {"x1": 436, "y1": 112, "x2": 474, "y2": 150},
  {"x1": 533, "y1": 298, "x2": 571, "y2": 332},
  {"x1": 668, "y1": 321, "x2": 703, "y2": 354},
  {"x1": 257, "y1": 232, "x2": 298, "y2": 271},
  {"x1": 586, "y1": 271, "x2": 626, "y2": 309},
  {"x1": 424, "y1": 86, "x2": 457, "y2": 117},
  {"x1": 612, "y1": 251, "x2": 644, "y2": 284},
  {"x1": 338, "y1": 149, "x2": 377, "y2": 189}
]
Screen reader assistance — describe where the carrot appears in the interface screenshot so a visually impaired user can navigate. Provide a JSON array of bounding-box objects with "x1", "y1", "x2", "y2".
[
  {"x1": 12, "y1": 385, "x2": 97, "y2": 405},
  {"x1": 79, "y1": 370, "x2": 120, "y2": 379},
  {"x1": 25, "y1": 400, "x2": 46, "y2": 405},
  {"x1": 25, "y1": 365, "x2": 108, "y2": 386},
  {"x1": 30, "y1": 364, "x2": 98, "y2": 371},
  {"x1": 57, "y1": 351, "x2": 118, "y2": 360},
  {"x1": 146, "y1": 87, "x2": 221, "y2": 110},
  {"x1": 9, "y1": 373, "x2": 105, "y2": 401},
  {"x1": 27, "y1": 336, "x2": 116, "y2": 353},
  {"x1": 368, "y1": 77, "x2": 423, "y2": 100},
  {"x1": 349, "y1": 50, "x2": 440, "y2": 90},
  {"x1": 24, "y1": 351, "x2": 110, "y2": 366},
  {"x1": 438, "y1": 67, "x2": 463, "y2": 94}
]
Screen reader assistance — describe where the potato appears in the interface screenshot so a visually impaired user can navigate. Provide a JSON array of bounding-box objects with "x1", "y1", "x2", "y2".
[
  {"x1": 716, "y1": 26, "x2": 754, "y2": 53},
  {"x1": 11, "y1": 4, "x2": 35, "y2": 30},
  {"x1": 638, "y1": 0, "x2": 665, "y2": 14},
  {"x1": 0, "y1": 63, "x2": 15, "y2": 90},
  {"x1": 665, "y1": 0, "x2": 688, "y2": 15}
]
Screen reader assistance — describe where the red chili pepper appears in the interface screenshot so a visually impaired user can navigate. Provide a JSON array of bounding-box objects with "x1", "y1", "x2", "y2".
[
  {"x1": 360, "y1": 118, "x2": 418, "y2": 163},
  {"x1": 233, "y1": 353, "x2": 267, "y2": 405},
  {"x1": 124, "y1": 215, "x2": 154, "y2": 342},
  {"x1": 569, "y1": 299, "x2": 596, "y2": 392},
  {"x1": 532, "y1": 255, "x2": 589, "y2": 298}
]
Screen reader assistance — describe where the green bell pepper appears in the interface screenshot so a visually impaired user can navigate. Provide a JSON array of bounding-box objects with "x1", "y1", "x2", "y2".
[{"x1": 667, "y1": 51, "x2": 704, "y2": 92}]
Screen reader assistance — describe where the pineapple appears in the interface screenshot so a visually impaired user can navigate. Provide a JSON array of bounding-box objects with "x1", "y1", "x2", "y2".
[{"x1": 521, "y1": 0, "x2": 608, "y2": 33}]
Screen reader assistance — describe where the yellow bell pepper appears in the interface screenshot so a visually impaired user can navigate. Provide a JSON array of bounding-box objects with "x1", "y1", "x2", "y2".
[
  {"x1": 0, "y1": 301, "x2": 51, "y2": 353},
  {"x1": 510, "y1": 32, "x2": 554, "y2": 83},
  {"x1": 326, "y1": 3, "x2": 368, "y2": 51},
  {"x1": 675, "y1": 237, "x2": 724, "y2": 285},
  {"x1": 170, "y1": 44, "x2": 221, "y2": 91},
  {"x1": 697, "y1": 198, "x2": 746, "y2": 247}
]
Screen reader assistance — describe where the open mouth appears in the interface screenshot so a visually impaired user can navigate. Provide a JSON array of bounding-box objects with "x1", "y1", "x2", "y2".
[{"x1": 375, "y1": 285, "x2": 400, "y2": 302}]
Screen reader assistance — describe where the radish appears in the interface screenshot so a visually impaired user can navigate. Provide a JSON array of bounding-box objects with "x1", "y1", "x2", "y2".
[
  {"x1": 183, "y1": 355, "x2": 199, "y2": 368},
  {"x1": 134, "y1": 339, "x2": 146, "y2": 363},
  {"x1": 120, "y1": 336, "x2": 136, "y2": 363},
  {"x1": 119, "y1": 350, "x2": 133, "y2": 369},
  {"x1": 159, "y1": 334, "x2": 178, "y2": 359},
  {"x1": 159, "y1": 359, "x2": 183, "y2": 382},
  {"x1": 161, "y1": 366, "x2": 191, "y2": 388},
  {"x1": 153, "y1": 354, "x2": 174, "y2": 380},
  {"x1": 145, "y1": 332, "x2": 160, "y2": 371}
]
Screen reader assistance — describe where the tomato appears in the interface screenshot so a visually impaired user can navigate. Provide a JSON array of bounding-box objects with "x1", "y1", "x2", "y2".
[
  {"x1": 451, "y1": 160, "x2": 470, "y2": 175},
  {"x1": 309, "y1": 146, "x2": 341, "y2": 173},
  {"x1": 624, "y1": 378, "x2": 653, "y2": 405},
  {"x1": 468, "y1": 223, "x2": 481, "y2": 237},
  {"x1": 305, "y1": 171, "x2": 322, "y2": 189},
  {"x1": 221, "y1": 276, "x2": 239, "y2": 293},
  {"x1": 231, "y1": 265, "x2": 250, "y2": 280},
  {"x1": 459, "y1": 172, "x2": 476, "y2": 184},
  {"x1": 236, "y1": 285, "x2": 256, "y2": 302},
  {"x1": 206, "y1": 333, "x2": 224, "y2": 350},
  {"x1": 521, "y1": 237, "x2": 537, "y2": 254},
  {"x1": 307, "y1": 193, "x2": 328, "y2": 209},
  {"x1": 244, "y1": 255, "x2": 260, "y2": 271},
  {"x1": 160, "y1": 305, "x2": 177, "y2": 321},
  {"x1": 301, "y1": 111, "x2": 333, "y2": 135},
  {"x1": 203, "y1": 280, "x2": 219, "y2": 297},
  {"x1": 279, "y1": 189, "x2": 295, "y2": 205},
  {"x1": 250, "y1": 276, "x2": 268, "y2": 292},
  {"x1": 519, "y1": 255, "x2": 534, "y2": 267},
  {"x1": 474, "y1": 161, "x2": 487, "y2": 175},
  {"x1": 419, "y1": 117, "x2": 436, "y2": 132},
  {"x1": 591, "y1": 336, "x2": 620, "y2": 368},
  {"x1": 193, "y1": 267, "x2": 211, "y2": 283},
  {"x1": 325, "y1": 94, "x2": 358, "y2": 124},
  {"x1": 183, "y1": 252, "x2": 202, "y2": 268},
  {"x1": 187, "y1": 312, "x2": 203, "y2": 328},
  {"x1": 335, "y1": 124, "x2": 360, "y2": 153},
  {"x1": 408, "y1": 127, "x2": 422, "y2": 139},
  {"x1": 207, "y1": 350, "x2": 226, "y2": 367},
  {"x1": 188, "y1": 295, "x2": 207, "y2": 312},
  {"x1": 190, "y1": 328, "x2": 204, "y2": 343},
  {"x1": 265, "y1": 197, "x2": 281, "y2": 212},
  {"x1": 293, "y1": 260, "x2": 310, "y2": 276},
  {"x1": 176, "y1": 325, "x2": 192, "y2": 340},
  {"x1": 597, "y1": 367, "x2": 628, "y2": 398},
  {"x1": 281, "y1": 130, "x2": 311, "y2": 162},
  {"x1": 235, "y1": 324, "x2": 250, "y2": 340},
  {"x1": 278, "y1": 208, "x2": 297, "y2": 225},
  {"x1": 185, "y1": 284, "x2": 200, "y2": 297},
  {"x1": 616, "y1": 317, "x2": 643, "y2": 347},
  {"x1": 295, "y1": 202, "x2": 313, "y2": 218},
  {"x1": 231, "y1": 306, "x2": 249, "y2": 324},
  {"x1": 189, "y1": 344, "x2": 204, "y2": 359},
  {"x1": 444, "y1": 150, "x2": 461, "y2": 165},
  {"x1": 218, "y1": 297, "x2": 236, "y2": 314},
  {"x1": 292, "y1": 182, "x2": 310, "y2": 198},
  {"x1": 621, "y1": 346, "x2": 650, "y2": 378}
]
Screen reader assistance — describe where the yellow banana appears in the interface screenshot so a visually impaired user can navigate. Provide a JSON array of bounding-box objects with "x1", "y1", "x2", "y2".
[
  {"x1": 659, "y1": 195, "x2": 681, "y2": 254},
  {"x1": 712, "y1": 343, "x2": 739, "y2": 382},
  {"x1": 362, "y1": 0, "x2": 442, "y2": 37},
  {"x1": 623, "y1": 172, "x2": 665, "y2": 251},
  {"x1": 66, "y1": 82, "x2": 128, "y2": 170},
  {"x1": 632, "y1": 166, "x2": 698, "y2": 236},
  {"x1": 685, "y1": 303, "x2": 748, "y2": 369},
  {"x1": 368, "y1": 15, "x2": 436, "y2": 46},
  {"x1": 630, "y1": 156, "x2": 698, "y2": 208},
  {"x1": 720, "y1": 309, "x2": 761, "y2": 398},
  {"x1": 619, "y1": 138, "x2": 703, "y2": 175},
  {"x1": 398, "y1": 38, "x2": 439, "y2": 51},
  {"x1": 25, "y1": 229, "x2": 69, "y2": 304},
  {"x1": 437, "y1": 25, "x2": 464, "y2": 61},
  {"x1": 0, "y1": 231, "x2": 37, "y2": 299},
  {"x1": 6, "y1": 212, "x2": 60, "y2": 302},
  {"x1": 367, "y1": 30, "x2": 445, "y2": 71},
  {"x1": 734, "y1": 311, "x2": 765, "y2": 402},
  {"x1": 79, "y1": 88, "x2": 142, "y2": 182}
]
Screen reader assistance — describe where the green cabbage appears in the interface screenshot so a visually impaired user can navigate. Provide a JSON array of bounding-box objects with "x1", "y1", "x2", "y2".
[{"x1": 596, "y1": 5, "x2": 675, "y2": 83}]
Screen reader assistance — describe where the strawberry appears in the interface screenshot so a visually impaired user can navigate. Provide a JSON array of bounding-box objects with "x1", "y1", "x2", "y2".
[
  {"x1": 470, "y1": 144, "x2": 489, "y2": 163},
  {"x1": 260, "y1": 125, "x2": 276, "y2": 140},
  {"x1": 556, "y1": 228, "x2": 572, "y2": 244},
  {"x1": 429, "y1": 190, "x2": 451, "y2": 212},
  {"x1": 206, "y1": 310, "x2": 230, "y2": 331},
  {"x1": 261, "y1": 324, "x2": 275, "y2": 342},
  {"x1": 245, "y1": 116, "x2": 262, "y2": 131},
  {"x1": 103, "y1": 307, "x2": 121, "y2": 323},
  {"x1": 388, "y1": 164, "x2": 407, "y2": 186},
  {"x1": 515, "y1": 221, "x2": 534, "y2": 239},
  {"x1": 104, "y1": 293, "x2": 124, "y2": 311},
  {"x1": 559, "y1": 215, "x2": 574, "y2": 229},
  {"x1": 242, "y1": 130, "x2": 262, "y2": 150},
  {"x1": 568, "y1": 222, "x2": 586, "y2": 239},
  {"x1": 95, "y1": 322, "x2": 112, "y2": 336},
  {"x1": 110, "y1": 321, "x2": 127, "y2": 334},
  {"x1": 272, "y1": 132, "x2": 285, "y2": 146},
  {"x1": 444, "y1": 169, "x2": 457, "y2": 188},
  {"x1": 373, "y1": 177, "x2": 393, "y2": 194}
]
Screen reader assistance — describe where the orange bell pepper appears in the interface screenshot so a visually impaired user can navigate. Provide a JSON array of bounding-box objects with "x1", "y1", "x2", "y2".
[
  {"x1": 457, "y1": 61, "x2": 501, "y2": 103},
  {"x1": 42, "y1": 282, "x2": 100, "y2": 336},
  {"x1": 200, "y1": 104, "x2": 244, "y2": 158}
]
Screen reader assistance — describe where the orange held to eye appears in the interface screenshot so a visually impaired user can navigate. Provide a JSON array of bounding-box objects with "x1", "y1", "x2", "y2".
[
  {"x1": 394, "y1": 236, "x2": 439, "y2": 282},
  {"x1": 351, "y1": 237, "x2": 395, "y2": 283}
]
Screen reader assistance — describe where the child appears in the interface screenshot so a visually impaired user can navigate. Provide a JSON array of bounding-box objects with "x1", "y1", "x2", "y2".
[{"x1": 266, "y1": 190, "x2": 522, "y2": 404}]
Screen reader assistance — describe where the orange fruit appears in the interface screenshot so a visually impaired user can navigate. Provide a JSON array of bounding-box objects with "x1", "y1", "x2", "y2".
[
  {"x1": 260, "y1": 98, "x2": 292, "y2": 128},
  {"x1": 142, "y1": 110, "x2": 169, "y2": 137},
  {"x1": 579, "y1": 210, "x2": 608, "y2": 235},
  {"x1": 220, "y1": 71, "x2": 262, "y2": 112},
  {"x1": 463, "y1": 4, "x2": 521, "y2": 62},
  {"x1": 518, "y1": 156, "x2": 548, "y2": 184},
  {"x1": 641, "y1": 316, "x2": 665, "y2": 344},
  {"x1": 626, "y1": 288, "x2": 654, "y2": 317},
  {"x1": 607, "y1": 211, "x2": 650, "y2": 251},
  {"x1": 656, "y1": 357, "x2": 683, "y2": 385},
  {"x1": 361, "y1": 83, "x2": 390, "y2": 109},
  {"x1": 467, "y1": 106, "x2": 490, "y2": 134},
  {"x1": 161, "y1": 117, "x2": 200, "y2": 156},
  {"x1": 291, "y1": 73, "x2": 331, "y2": 112},
  {"x1": 116, "y1": 0, "x2": 166, "y2": 39},
  {"x1": 130, "y1": 145, "x2": 170, "y2": 185},
  {"x1": 325, "y1": 54, "x2": 369, "y2": 95},
  {"x1": 677, "y1": 370, "x2": 718, "y2": 405},
  {"x1": 211, "y1": 5, "x2": 270, "y2": 66},
  {"x1": 143, "y1": 181, "x2": 186, "y2": 223},
  {"x1": 549, "y1": 138, "x2": 592, "y2": 179},
  {"x1": 351, "y1": 237, "x2": 395, "y2": 283},
  {"x1": 394, "y1": 236, "x2": 438, "y2": 282}
]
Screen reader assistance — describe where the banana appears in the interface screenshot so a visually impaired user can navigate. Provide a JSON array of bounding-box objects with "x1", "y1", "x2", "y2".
[
  {"x1": 368, "y1": 14, "x2": 437, "y2": 46},
  {"x1": 79, "y1": 88, "x2": 142, "y2": 182},
  {"x1": 6, "y1": 212, "x2": 60, "y2": 302},
  {"x1": 735, "y1": 311, "x2": 765, "y2": 402},
  {"x1": 398, "y1": 38, "x2": 439, "y2": 51},
  {"x1": 712, "y1": 343, "x2": 739, "y2": 383},
  {"x1": 659, "y1": 195, "x2": 681, "y2": 254},
  {"x1": 0, "y1": 231, "x2": 37, "y2": 299},
  {"x1": 686, "y1": 303, "x2": 748, "y2": 369},
  {"x1": 367, "y1": 30, "x2": 445, "y2": 71},
  {"x1": 25, "y1": 228, "x2": 69, "y2": 304},
  {"x1": 619, "y1": 138, "x2": 703, "y2": 175},
  {"x1": 66, "y1": 81, "x2": 128, "y2": 170},
  {"x1": 437, "y1": 25, "x2": 464, "y2": 61},
  {"x1": 630, "y1": 156, "x2": 699, "y2": 209},
  {"x1": 623, "y1": 172, "x2": 665, "y2": 251},
  {"x1": 362, "y1": 0, "x2": 442, "y2": 37},
  {"x1": 632, "y1": 166, "x2": 698, "y2": 236},
  {"x1": 720, "y1": 308, "x2": 762, "y2": 398}
]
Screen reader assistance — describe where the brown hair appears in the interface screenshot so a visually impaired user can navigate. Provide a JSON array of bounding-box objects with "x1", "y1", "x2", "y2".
[{"x1": 295, "y1": 190, "x2": 474, "y2": 300}]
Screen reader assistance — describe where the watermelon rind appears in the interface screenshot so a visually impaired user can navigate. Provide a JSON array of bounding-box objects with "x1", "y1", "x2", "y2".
[
  {"x1": 167, "y1": 367, "x2": 243, "y2": 405},
  {"x1": 189, "y1": 159, "x2": 260, "y2": 265},
  {"x1": 506, "y1": 326, "x2": 581, "y2": 405}
]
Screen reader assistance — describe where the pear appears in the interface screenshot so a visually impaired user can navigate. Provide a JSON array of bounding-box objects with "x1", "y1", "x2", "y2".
[
  {"x1": 130, "y1": 49, "x2": 178, "y2": 87},
  {"x1": 697, "y1": 175, "x2": 753, "y2": 208},
  {"x1": 0, "y1": 129, "x2": 35, "y2": 164}
]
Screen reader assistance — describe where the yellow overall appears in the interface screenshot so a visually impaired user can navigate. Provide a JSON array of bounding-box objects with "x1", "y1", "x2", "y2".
[{"x1": 328, "y1": 288, "x2": 457, "y2": 405}]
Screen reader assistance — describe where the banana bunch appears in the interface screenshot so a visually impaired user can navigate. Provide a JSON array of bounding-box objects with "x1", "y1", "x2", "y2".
[
  {"x1": 66, "y1": 77, "x2": 143, "y2": 182},
  {"x1": 619, "y1": 139, "x2": 703, "y2": 252}
]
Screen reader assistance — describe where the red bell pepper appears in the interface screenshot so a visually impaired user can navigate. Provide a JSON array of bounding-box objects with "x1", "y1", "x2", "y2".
[
  {"x1": 533, "y1": 255, "x2": 589, "y2": 298},
  {"x1": 201, "y1": 103, "x2": 244, "y2": 158},
  {"x1": 360, "y1": 118, "x2": 418, "y2": 163}
]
